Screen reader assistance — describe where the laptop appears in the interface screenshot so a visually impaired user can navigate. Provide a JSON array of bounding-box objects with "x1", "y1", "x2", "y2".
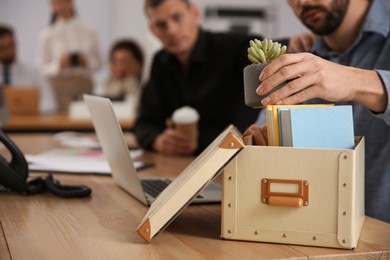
[
  {"x1": 84, "y1": 94, "x2": 221, "y2": 205},
  {"x1": 3, "y1": 86, "x2": 40, "y2": 115}
]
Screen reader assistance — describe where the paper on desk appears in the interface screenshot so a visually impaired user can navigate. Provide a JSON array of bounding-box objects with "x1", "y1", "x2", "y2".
[{"x1": 26, "y1": 148, "x2": 146, "y2": 175}]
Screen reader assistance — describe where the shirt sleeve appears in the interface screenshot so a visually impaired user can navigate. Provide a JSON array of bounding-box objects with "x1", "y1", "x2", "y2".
[
  {"x1": 86, "y1": 29, "x2": 102, "y2": 72},
  {"x1": 133, "y1": 55, "x2": 168, "y2": 150},
  {"x1": 36, "y1": 28, "x2": 60, "y2": 76},
  {"x1": 27, "y1": 65, "x2": 57, "y2": 113},
  {"x1": 255, "y1": 108, "x2": 267, "y2": 125},
  {"x1": 373, "y1": 70, "x2": 390, "y2": 124}
]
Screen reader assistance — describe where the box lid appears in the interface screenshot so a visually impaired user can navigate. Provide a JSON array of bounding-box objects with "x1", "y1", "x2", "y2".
[{"x1": 137, "y1": 125, "x2": 244, "y2": 242}]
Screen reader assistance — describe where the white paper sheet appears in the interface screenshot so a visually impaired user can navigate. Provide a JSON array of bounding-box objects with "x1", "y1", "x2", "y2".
[{"x1": 26, "y1": 148, "x2": 151, "y2": 175}]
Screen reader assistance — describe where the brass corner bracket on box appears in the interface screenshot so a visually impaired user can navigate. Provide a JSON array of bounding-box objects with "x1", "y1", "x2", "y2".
[{"x1": 219, "y1": 133, "x2": 245, "y2": 149}]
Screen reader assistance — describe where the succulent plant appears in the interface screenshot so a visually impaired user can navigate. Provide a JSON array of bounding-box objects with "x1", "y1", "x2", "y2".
[{"x1": 247, "y1": 38, "x2": 287, "y2": 64}]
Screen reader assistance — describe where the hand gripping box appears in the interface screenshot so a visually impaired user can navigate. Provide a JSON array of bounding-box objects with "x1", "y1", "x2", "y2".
[
  {"x1": 138, "y1": 125, "x2": 365, "y2": 249},
  {"x1": 221, "y1": 136, "x2": 365, "y2": 249}
]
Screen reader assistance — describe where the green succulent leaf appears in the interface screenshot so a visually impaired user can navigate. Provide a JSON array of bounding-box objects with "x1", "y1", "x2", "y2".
[
  {"x1": 261, "y1": 39, "x2": 268, "y2": 54},
  {"x1": 254, "y1": 39, "x2": 263, "y2": 49},
  {"x1": 266, "y1": 39, "x2": 273, "y2": 51},
  {"x1": 249, "y1": 40, "x2": 257, "y2": 50},
  {"x1": 248, "y1": 54, "x2": 260, "y2": 64},
  {"x1": 280, "y1": 45, "x2": 287, "y2": 56},
  {"x1": 269, "y1": 44, "x2": 280, "y2": 60},
  {"x1": 257, "y1": 49, "x2": 267, "y2": 63},
  {"x1": 267, "y1": 44, "x2": 277, "y2": 58},
  {"x1": 248, "y1": 47, "x2": 258, "y2": 59}
]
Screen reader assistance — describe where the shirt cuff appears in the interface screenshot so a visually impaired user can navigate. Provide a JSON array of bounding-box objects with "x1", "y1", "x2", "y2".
[
  {"x1": 255, "y1": 108, "x2": 267, "y2": 125},
  {"x1": 40, "y1": 61, "x2": 60, "y2": 77},
  {"x1": 372, "y1": 70, "x2": 390, "y2": 124}
]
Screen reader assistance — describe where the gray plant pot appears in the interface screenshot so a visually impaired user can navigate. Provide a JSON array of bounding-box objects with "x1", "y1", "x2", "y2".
[{"x1": 243, "y1": 63, "x2": 287, "y2": 108}]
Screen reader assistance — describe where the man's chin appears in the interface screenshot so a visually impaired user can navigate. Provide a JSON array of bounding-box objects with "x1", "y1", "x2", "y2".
[
  {"x1": 303, "y1": 22, "x2": 326, "y2": 35},
  {"x1": 167, "y1": 46, "x2": 188, "y2": 55}
]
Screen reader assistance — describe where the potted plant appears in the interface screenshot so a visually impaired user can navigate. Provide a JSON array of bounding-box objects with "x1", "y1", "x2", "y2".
[{"x1": 243, "y1": 38, "x2": 287, "y2": 108}]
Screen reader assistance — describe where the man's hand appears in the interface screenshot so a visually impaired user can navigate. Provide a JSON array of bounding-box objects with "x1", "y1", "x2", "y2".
[
  {"x1": 243, "y1": 124, "x2": 268, "y2": 146},
  {"x1": 60, "y1": 53, "x2": 71, "y2": 69},
  {"x1": 288, "y1": 32, "x2": 316, "y2": 53},
  {"x1": 78, "y1": 53, "x2": 88, "y2": 67},
  {"x1": 256, "y1": 53, "x2": 387, "y2": 113},
  {"x1": 153, "y1": 128, "x2": 196, "y2": 155}
]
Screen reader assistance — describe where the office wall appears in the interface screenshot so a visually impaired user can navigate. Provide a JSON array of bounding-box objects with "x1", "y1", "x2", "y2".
[
  {"x1": 110, "y1": 0, "x2": 161, "y2": 84},
  {"x1": 0, "y1": 0, "x2": 307, "y2": 87},
  {"x1": 195, "y1": 0, "x2": 307, "y2": 38},
  {"x1": 0, "y1": 0, "x2": 112, "y2": 68}
]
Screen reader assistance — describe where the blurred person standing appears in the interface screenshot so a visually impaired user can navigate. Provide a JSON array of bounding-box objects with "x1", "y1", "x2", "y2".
[
  {"x1": 37, "y1": 0, "x2": 102, "y2": 78},
  {"x1": 37, "y1": 0, "x2": 102, "y2": 111}
]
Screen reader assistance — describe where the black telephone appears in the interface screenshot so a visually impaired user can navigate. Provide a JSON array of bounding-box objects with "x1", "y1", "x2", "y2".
[{"x1": 0, "y1": 130, "x2": 91, "y2": 198}]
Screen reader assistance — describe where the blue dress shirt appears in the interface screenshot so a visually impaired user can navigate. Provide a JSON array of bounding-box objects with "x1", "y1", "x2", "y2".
[{"x1": 313, "y1": 0, "x2": 390, "y2": 223}]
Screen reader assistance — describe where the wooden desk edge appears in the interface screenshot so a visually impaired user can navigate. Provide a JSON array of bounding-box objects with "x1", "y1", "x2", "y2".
[
  {"x1": 288, "y1": 216, "x2": 390, "y2": 258},
  {"x1": 3, "y1": 115, "x2": 135, "y2": 131}
]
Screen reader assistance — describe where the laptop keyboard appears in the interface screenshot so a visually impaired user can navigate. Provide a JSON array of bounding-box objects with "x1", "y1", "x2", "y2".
[
  {"x1": 141, "y1": 179, "x2": 172, "y2": 198},
  {"x1": 141, "y1": 179, "x2": 204, "y2": 199}
]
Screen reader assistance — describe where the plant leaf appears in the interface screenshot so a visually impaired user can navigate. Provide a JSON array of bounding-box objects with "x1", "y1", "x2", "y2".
[{"x1": 248, "y1": 54, "x2": 261, "y2": 64}]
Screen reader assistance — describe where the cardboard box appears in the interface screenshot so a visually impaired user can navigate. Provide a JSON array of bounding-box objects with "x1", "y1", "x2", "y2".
[
  {"x1": 221, "y1": 137, "x2": 365, "y2": 249},
  {"x1": 3, "y1": 87, "x2": 40, "y2": 115}
]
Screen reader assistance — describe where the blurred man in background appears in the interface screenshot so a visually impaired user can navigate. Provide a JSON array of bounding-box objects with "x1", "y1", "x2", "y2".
[
  {"x1": 135, "y1": 0, "x2": 313, "y2": 155},
  {"x1": 0, "y1": 25, "x2": 56, "y2": 120}
]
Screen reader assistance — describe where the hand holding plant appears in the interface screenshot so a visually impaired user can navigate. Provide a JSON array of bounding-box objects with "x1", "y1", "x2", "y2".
[{"x1": 243, "y1": 38, "x2": 288, "y2": 108}]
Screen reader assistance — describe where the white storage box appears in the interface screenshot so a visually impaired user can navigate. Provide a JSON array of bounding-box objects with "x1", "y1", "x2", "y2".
[{"x1": 221, "y1": 137, "x2": 365, "y2": 249}]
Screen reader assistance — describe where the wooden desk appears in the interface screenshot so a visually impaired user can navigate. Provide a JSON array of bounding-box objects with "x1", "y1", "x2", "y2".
[
  {"x1": 1, "y1": 134, "x2": 390, "y2": 260},
  {"x1": 3, "y1": 113, "x2": 134, "y2": 132}
]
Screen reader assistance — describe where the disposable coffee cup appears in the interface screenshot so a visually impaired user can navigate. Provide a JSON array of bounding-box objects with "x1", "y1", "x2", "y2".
[{"x1": 171, "y1": 106, "x2": 199, "y2": 148}]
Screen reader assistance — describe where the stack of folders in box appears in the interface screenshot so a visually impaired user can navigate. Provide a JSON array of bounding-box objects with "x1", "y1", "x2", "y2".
[{"x1": 266, "y1": 104, "x2": 355, "y2": 149}]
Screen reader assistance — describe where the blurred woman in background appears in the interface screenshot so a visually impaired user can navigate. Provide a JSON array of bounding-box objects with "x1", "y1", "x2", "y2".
[
  {"x1": 36, "y1": 0, "x2": 102, "y2": 111},
  {"x1": 104, "y1": 39, "x2": 144, "y2": 117},
  {"x1": 105, "y1": 39, "x2": 143, "y2": 97},
  {"x1": 37, "y1": 0, "x2": 102, "y2": 78}
]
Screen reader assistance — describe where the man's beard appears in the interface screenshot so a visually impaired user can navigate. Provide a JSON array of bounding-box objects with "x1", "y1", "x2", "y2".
[{"x1": 300, "y1": 0, "x2": 349, "y2": 35}]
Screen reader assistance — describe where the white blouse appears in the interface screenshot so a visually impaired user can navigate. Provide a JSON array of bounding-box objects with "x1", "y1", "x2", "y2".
[{"x1": 37, "y1": 18, "x2": 102, "y2": 77}]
